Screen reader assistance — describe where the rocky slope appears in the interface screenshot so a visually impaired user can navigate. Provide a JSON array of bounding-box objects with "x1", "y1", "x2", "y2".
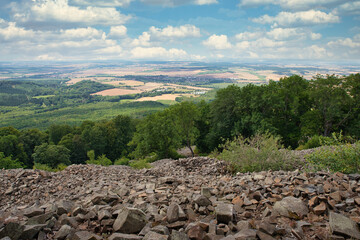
[{"x1": 1, "y1": 157, "x2": 360, "y2": 240}]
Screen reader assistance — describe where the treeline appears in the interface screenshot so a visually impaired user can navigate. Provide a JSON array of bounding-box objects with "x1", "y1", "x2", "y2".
[{"x1": 1, "y1": 74, "x2": 359, "y2": 169}]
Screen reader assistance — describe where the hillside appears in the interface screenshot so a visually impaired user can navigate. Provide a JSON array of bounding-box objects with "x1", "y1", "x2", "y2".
[{"x1": 1, "y1": 157, "x2": 359, "y2": 239}]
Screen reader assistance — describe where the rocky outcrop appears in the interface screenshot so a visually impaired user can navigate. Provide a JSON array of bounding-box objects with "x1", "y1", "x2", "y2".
[{"x1": 1, "y1": 157, "x2": 360, "y2": 239}]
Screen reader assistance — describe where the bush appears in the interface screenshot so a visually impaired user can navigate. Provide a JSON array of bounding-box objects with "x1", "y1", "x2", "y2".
[
  {"x1": 86, "y1": 151, "x2": 112, "y2": 166},
  {"x1": 114, "y1": 157, "x2": 130, "y2": 166},
  {"x1": 33, "y1": 163, "x2": 67, "y2": 172},
  {"x1": 305, "y1": 142, "x2": 360, "y2": 174},
  {"x1": 0, "y1": 152, "x2": 24, "y2": 169},
  {"x1": 129, "y1": 159, "x2": 151, "y2": 169},
  {"x1": 32, "y1": 143, "x2": 71, "y2": 168},
  {"x1": 298, "y1": 132, "x2": 355, "y2": 150},
  {"x1": 212, "y1": 134, "x2": 302, "y2": 173}
]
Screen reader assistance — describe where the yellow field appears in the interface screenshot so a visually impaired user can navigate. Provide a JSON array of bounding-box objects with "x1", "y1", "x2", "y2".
[
  {"x1": 135, "y1": 94, "x2": 196, "y2": 102},
  {"x1": 91, "y1": 89, "x2": 142, "y2": 96}
]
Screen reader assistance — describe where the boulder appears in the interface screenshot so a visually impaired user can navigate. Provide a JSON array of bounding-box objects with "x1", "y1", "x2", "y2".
[
  {"x1": 329, "y1": 212, "x2": 360, "y2": 239},
  {"x1": 54, "y1": 225, "x2": 72, "y2": 240},
  {"x1": 113, "y1": 207, "x2": 147, "y2": 234},
  {"x1": 273, "y1": 197, "x2": 308, "y2": 219},
  {"x1": 216, "y1": 203, "x2": 234, "y2": 224},
  {"x1": 108, "y1": 233, "x2": 143, "y2": 240},
  {"x1": 0, "y1": 222, "x2": 25, "y2": 240}
]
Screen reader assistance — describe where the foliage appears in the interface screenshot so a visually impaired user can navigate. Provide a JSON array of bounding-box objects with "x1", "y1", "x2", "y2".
[
  {"x1": 129, "y1": 159, "x2": 152, "y2": 169},
  {"x1": 86, "y1": 150, "x2": 112, "y2": 166},
  {"x1": 213, "y1": 134, "x2": 302, "y2": 173},
  {"x1": 33, "y1": 163, "x2": 67, "y2": 172},
  {"x1": 114, "y1": 157, "x2": 130, "y2": 166},
  {"x1": 297, "y1": 131, "x2": 355, "y2": 150},
  {"x1": 32, "y1": 143, "x2": 71, "y2": 168},
  {"x1": 0, "y1": 152, "x2": 24, "y2": 169},
  {"x1": 306, "y1": 142, "x2": 360, "y2": 174}
]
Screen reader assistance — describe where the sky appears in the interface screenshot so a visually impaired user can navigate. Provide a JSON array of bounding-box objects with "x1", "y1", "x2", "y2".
[{"x1": 0, "y1": 0, "x2": 359, "y2": 62}]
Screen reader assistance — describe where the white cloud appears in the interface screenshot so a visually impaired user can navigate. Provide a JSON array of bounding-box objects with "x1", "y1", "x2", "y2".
[
  {"x1": 70, "y1": 0, "x2": 133, "y2": 7},
  {"x1": 239, "y1": 0, "x2": 343, "y2": 11},
  {"x1": 131, "y1": 32, "x2": 151, "y2": 47},
  {"x1": 253, "y1": 10, "x2": 340, "y2": 27},
  {"x1": 131, "y1": 47, "x2": 188, "y2": 59},
  {"x1": 333, "y1": 1, "x2": 360, "y2": 15},
  {"x1": 0, "y1": 22, "x2": 35, "y2": 41},
  {"x1": 60, "y1": 27, "x2": 103, "y2": 39},
  {"x1": 149, "y1": 25, "x2": 201, "y2": 39},
  {"x1": 311, "y1": 32, "x2": 322, "y2": 40},
  {"x1": 267, "y1": 28, "x2": 301, "y2": 40},
  {"x1": 328, "y1": 38, "x2": 360, "y2": 48},
  {"x1": 203, "y1": 34, "x2": 232, "y2": 50},
  {"x1": 139, "y1": 0, "x2": 217, "y2": 6},
  {"x1": 109, "y1": 25, "x2": 127, "y2": 38},
  {"x1": 14, "y1": 0, "x2": 130, "y2": 26},
  {"x1": 235, "y1": 31, "x2": 262, "y2": 40}
]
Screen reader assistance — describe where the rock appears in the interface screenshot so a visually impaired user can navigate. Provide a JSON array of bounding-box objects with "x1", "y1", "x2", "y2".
[
  {"x1": 171, "y1": 230, "x2": 189, "y2": 240},
  {"x1": 216, "y1": 203, "x2": 234, "y2": 224},
  {"x1": 151, "y1": 225, "x2": 170, "y2": 235},
  {"x1": 201, "y1": 187, "x2": 212, "y2": 198},
  {"x1": 313, "y1": 202, "x2": 327, "y2": 215},
  {"x1": 167, "y1": 203, "x2": 180, "y2": 223},
  {"x1": 113, "y1": 207, "x2": 147, "y2": 234},
  {"x1": 0, "y1": 222, "x2": 25, "y2": 240},
  {"x1": 257, "y1": 231, "x2": 277, "y2": 240},
  {"x1": 259, "y1": 221, "x2": 276, "y2": 236},
  {"x1": 98, "y1": 209, "x2": 112, "y2": 221},
  {"x1": 20, "y1": 224, "x2": 46, "y2": 240},
  {"x1": 54, "y1": 225, "x2": 72, "y2": 240},
  {"x1": 329, "y1": 212, "x2": 360, "y2": 239},
  {"x1": 70, "y1": 231, "x2": 101, "y2": 240},
  {"x1": 194, "y1": 195, "x2": 212, "y2": 207},
  {"x1": 187, "y1": 225, "x2": 205, "y2": 240},
  {"x1": 233, "y1": 229, "x2": 257, "y2": 240},
  {"x1": 273, "y1": 197, "x2": 309, "y2": 219},
  {"x1": 143, "y1": 231, "x2": 168, "y2": 240},
  {"x1": 56, "y1": 200, "x2": 74, "y2": 215},
  {"x1": 24, "y1": 207, "x2": 43, "y2": 218},
  {"x1": 108, "y1": 233, "x2": 143, "y2": 240},
  {"x1": 27, "y1": 212, "x2": 54, "y2": 225}
]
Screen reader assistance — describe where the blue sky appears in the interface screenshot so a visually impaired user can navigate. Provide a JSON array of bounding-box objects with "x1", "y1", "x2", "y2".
[{"x1": 0, "y1": 0, "x2": 359, "y2": 62}]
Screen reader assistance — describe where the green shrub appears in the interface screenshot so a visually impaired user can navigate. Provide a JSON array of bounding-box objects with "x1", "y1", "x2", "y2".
[
  {"x1": 129, "y1": 159, "x2": 151, "y2": 169},
  {"x1": 86, "y1": 152, "x2": 112, "y2": 166},
  {"x1": 213, "y1": 134, "x2": 302, "y2": 173},
  {"x1": 114, "y1": 157, "x2": 130, "y2": 166},
  {"x1": 0, "y1": 152, "x2": 24, "y2": 169},
  {"x1": 306, "y1": 142, "x2": 360, "y2": 173},
  {"x1": 33, "y1": 163, "x2": 67, "y2": 172},
  {"x1": 298, "y1": 131, "x2": 355, "y2": 150}
]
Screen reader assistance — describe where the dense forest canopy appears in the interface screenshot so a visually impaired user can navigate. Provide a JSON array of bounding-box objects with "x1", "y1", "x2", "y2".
[{"x1": 1, "y1": 74, "x2": 359, "y2": 170}]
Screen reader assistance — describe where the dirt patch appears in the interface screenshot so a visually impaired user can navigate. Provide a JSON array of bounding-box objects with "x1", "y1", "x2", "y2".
[{"x1": 92, "y1": 88, "x2": 142, "y2": 96}]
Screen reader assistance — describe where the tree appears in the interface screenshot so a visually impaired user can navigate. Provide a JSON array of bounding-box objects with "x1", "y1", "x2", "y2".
[
  {"x1": 48, "y1": 124, "x2": 73, "y2": 144},
  {"x1": 130, "y1": 109, "x2": 181, "y2": 159},
  {"x1": 32, "y1": 143, "x2": 70, "y2": 168},
  {"x1": 0, "y1": 152, "x2": 24, "y2": 169},
  {"x1": 306, "y1": 75, "x2": 353, "y2": 136},
  {"x1": 19, "y1": 128, "x2": 48, "y2": 167},
  {"x1": 81, "y1": 123, "x2": 107, "y2": 157},
  {"x1": 170, "y1": 101, "x2": 199, "y2": 157},
  {"x1": 58, "y1": 133, "x2": 87, "y2": 164},
  {"x1": 0, "y1": 134, "x2": 29, "y2": 167}
]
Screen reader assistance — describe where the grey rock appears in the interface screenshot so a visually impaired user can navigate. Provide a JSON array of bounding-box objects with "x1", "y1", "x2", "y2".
[
  {"x1": 56, "y1": 200, "x2": 74, "y2": 215},
  {"x1": 194, "y1": 195, "x2": 212, "y2": 207},
  {"x1": 273, "y1": 197, "x2": 308, "y2": 220},
  {"x1": 27, "y1": 212, "x2": 54, "y2": 225},
  {"x1": 54, "y1": 225, "x2": 72, "y2": 240},
  {"x1": 20, "y1": 224, "x2": 46, "y2": 240},
  {"x1": 0, "y1": 222, "x2": 25, "y2": 240},
  {"x1": 108, "y1": 233, "x2": 143, "y2": 240},
  {"x1": 171, "y1": 230, "x2": 189, "y2": 240},
  {"x1": 143, "y1": 231, "x2": 168, "y2": 240},
  {"x1": 98, "y1": 209, "x2": 112, "y2": 221},
  {"x1": 113, "y1": 207, "x2": 147, "y2": 234},
  {"x1": 216, "y1": 203, "x2": 234, "y2": 224},
  {"x1": 233, "y1": 229, "x2": 257, "y2": 240},
  {"x1": 167, "y1": 203, "x2": 180, "y2": 223},
  {"x1": 69, "y1": 231, "x2": 101, "y2": 240},
  {"x1": 329, "y1": 211, "x2": 360, "y2": 239},
  {"x1": 151, "y1": 225, "x2": 170, "y2": 235},
  {"x1": 24, "y1": 207, "x2": 44, "y2": 218}
]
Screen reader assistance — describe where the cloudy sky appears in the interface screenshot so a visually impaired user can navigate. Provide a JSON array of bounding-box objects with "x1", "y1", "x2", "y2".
[{"x1": 0, "y1": 0, "x2": 359, "y2": 62}]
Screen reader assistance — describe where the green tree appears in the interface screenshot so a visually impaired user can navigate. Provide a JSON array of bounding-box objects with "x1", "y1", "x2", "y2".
[
  {"x1": 48, "y1": 124, "x2": 73, "y2": 144},
  {"x1": 0, "y1": 134, "x2": 29, "y2": 167},
  {"x1": 19, "y1": 128, "x2": 48, "y2": 167},
  {"x1": 0, "y1": 152, "x2": 24, "y2": 169},
  {"x1": 130, "y1": 109, "x2": 181, "y2": 159},
  {"x1": 32, "y1": 143, "x2": 71, "y2": 168},
  {"x1": 58, "y1": 133, "x2": 87, "y2": 164},
  {"x1": 170, "y1": 101, "x2": 199, "y2": 157}
]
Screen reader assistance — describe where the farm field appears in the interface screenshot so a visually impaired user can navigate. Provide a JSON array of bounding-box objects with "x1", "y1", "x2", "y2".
[{"x1": 0, "y1": 61, "x2": 358, "y2": 130}]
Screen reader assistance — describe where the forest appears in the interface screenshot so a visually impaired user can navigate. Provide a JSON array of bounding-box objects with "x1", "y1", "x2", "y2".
[{"x1": 1, "y1": 73, "x2": 359, "y2": 172}]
